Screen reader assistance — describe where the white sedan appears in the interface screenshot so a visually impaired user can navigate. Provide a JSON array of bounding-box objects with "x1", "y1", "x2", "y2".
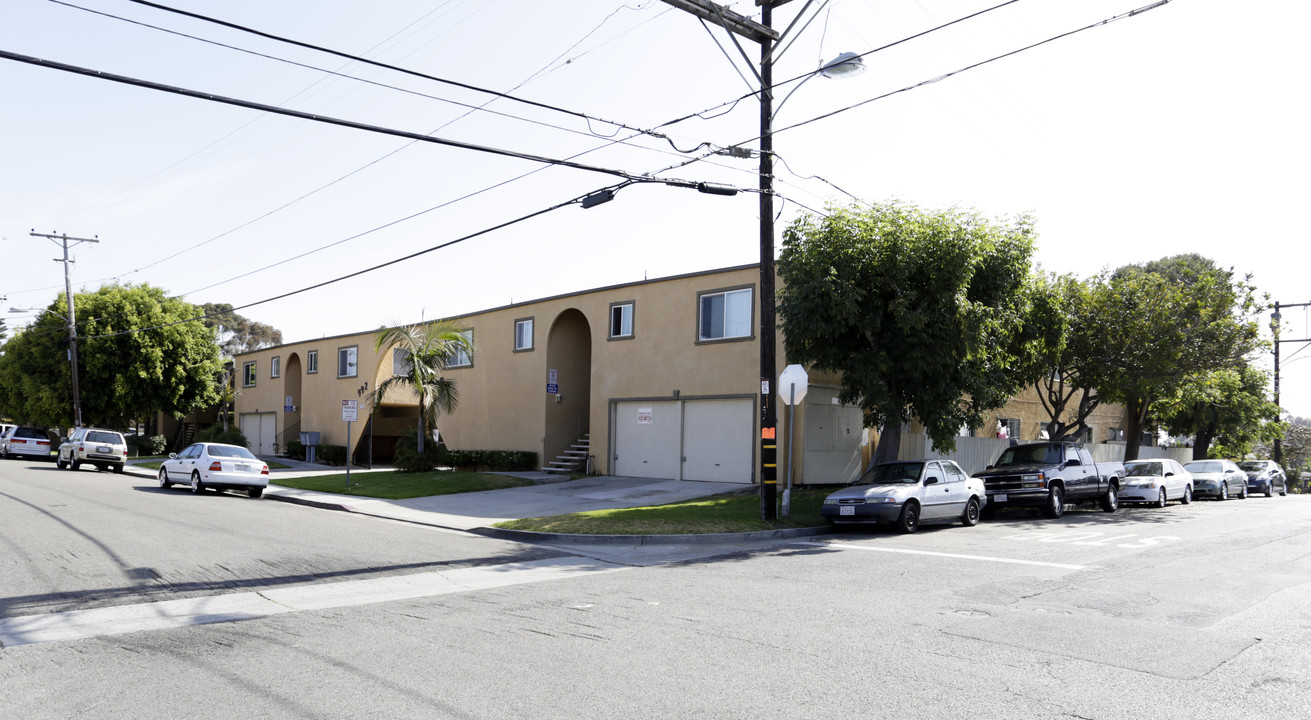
[
  {"x1": 1119, "y1": 458, "x2": 1193, "y2": 507},
  {"x1": 158, "y1": 442, "x2": 269, "y2": 498}
]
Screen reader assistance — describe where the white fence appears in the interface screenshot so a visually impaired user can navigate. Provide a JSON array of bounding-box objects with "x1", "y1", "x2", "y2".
[{"x1": 898, "y1": 433, "x2": 1194, "y2": 475}]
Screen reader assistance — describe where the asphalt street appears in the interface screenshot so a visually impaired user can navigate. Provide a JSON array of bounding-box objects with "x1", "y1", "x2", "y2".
[{"x1": 2, "y1": 458, "x2": 1309, "y2": 719}]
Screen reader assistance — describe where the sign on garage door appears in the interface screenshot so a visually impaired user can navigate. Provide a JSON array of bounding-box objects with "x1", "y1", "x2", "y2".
[
  {"x1": 240, "y1": 412, "x2": 276, "y2": 456},
  {"x1": 612, "y1": 399, "x2": 752, "y2": 483}
]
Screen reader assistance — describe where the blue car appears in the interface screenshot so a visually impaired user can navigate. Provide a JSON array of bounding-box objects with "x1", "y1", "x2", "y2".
[{"x1": 1238, "y1": 460, "x2": 1288, "y2": 497}]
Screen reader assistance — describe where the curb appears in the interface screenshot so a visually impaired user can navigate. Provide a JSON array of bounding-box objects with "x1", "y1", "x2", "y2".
[{"x1": 469, "y1": 525, "x2": 832, "y2": 545}]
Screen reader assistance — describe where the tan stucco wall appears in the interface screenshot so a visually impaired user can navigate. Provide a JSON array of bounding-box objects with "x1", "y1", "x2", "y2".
[{"x1": 233, "y1": 265, "x2": 774, "y2": 472}]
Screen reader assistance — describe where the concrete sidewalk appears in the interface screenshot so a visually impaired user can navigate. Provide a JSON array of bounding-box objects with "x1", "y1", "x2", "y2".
[{"x1": 124, "y1": 458, "x2": 827, "y2": 547}]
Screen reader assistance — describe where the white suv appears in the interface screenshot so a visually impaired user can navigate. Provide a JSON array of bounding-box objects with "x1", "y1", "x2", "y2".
[{"x1": 58, "y1": 428, "x2": 128, "y2": 473}]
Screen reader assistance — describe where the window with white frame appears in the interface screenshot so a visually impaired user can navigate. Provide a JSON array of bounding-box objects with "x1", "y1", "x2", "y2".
[
  {"x1": 448, "y1": 330, "x2": 473, "y2": 368},
  {"x1": 307, "y1": 349, "x2": 318, "y2": 374},
  {"x1": 609, "y1": 302, "x2": 633, "y2": 339},
  {"x1": 1109, "y1": 427, "x2": 1125, "y2": 442},
  {"x1": 243, "y1": 361, "x2": 256, "y2": 387},
  {"x1": 996, "y1": 417, "x2": 1020, "y2": 439},
  {"x1": 514, "y1": 318, "x2": 533, "y2": 351},
  {"x1": 270, "y1": 356, "x2": 280, "y2": 378},
  {"x1": 338, "y1": 346, "x2": 358, "y2": 378},
  {"x1": 698, "y1": 287, "x2": 752, "y2": 341}
]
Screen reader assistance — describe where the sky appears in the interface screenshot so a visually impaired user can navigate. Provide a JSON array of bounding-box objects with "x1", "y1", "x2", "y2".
[{"x1": 2, "y1": 0, "x2": 1309, "y2": 418}]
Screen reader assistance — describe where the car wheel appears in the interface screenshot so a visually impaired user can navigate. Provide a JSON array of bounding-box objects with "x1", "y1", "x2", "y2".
[
  {"x1": 56, "y1": 457, "x2": 67, "y2": 470},
  {"x1": 248, "y1": 487, "x2": 263, "y2": 499},
  {"x1": 1101, "y1": 483, "x2": 1119, "y2": 513},
  {"x1": 190, "y1": 472, "x2": 204, "y2": 494},
  {"x1": 70, "y1": 459, "x2": 81, "y2": 471},
  {"x1": 1219, "y1": 483, "x2": 1228, "y2": 501},
  {"x1": 1043, "y1": 485, "x2": 1065, "y2": 519},
  {"x1": 1181, "y1": 485, "x2": 1192, "y2": 505},
  {"x1": 1156, "y1": 488, "x2": 1167, "y2": 509},
  {"x1": 113, "y1": 463, "x2": 124, "y2": 474},
  {"x1": 961, "y1": 497, "x2": 981, "y2": 527},
  {"x1": 158, "y1": 468, "x2": 171, "y2": 489},
  {"x1": 896, "y1": 501, "x2": 921, "y2": 533},
  {"x1": 1266, "y1": 484, "x2": 1273, "y2": 498},
  {"x1": 1240, "y1": 484, "x2": 1248, "y2": 499}
]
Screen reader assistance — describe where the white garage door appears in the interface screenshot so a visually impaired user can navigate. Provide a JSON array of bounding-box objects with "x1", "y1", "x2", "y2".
[
  {"x1": 612, "y1": 399, "x2": 753, "y2": 483},
  {"x1": 801, "y1": 387, "x2": 864, "y2": 484},
  {"x1": 613, "y1": 401, "x2": 681, "y2": 480},
  {"x1": 682, "y1": 399, "x2": 753, "y2": 483},
  {"x1": 240, "y1": 413, "x2": 276, "y2": 457}
]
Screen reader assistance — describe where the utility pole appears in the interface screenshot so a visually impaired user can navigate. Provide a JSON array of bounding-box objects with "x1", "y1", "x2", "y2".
[
  {"x1": 660, "y1": 0, "x2": 782, "y2": 519},
  {"x1": 1271, "y1": 300, "x2": 1311, "y2": 466},
  {"x1": 30, "y1": 231, "x2": 99, "y2": 429}
]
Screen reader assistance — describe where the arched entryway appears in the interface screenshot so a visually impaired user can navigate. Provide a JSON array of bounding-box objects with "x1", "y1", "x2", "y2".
[
  {"x1": 543, "y1": 309, "x2": 592, "y2": 468},
  {"x1": 280, "y1": 353, "x2": 303, "y2": 452}
]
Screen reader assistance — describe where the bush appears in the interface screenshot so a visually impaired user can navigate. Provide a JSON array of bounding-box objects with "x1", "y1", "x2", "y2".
[
  {"x1": 285, "y1": 439, "x2": 305, "y2": 460},
  {"x1": 126, "y1": 434, "x2": 167, "y2": 457},
  {"x1": 193, "y1": 425, "x2": 249, "y2": 448},
  {"x1": 317, "y1": 444, "x2": 347, "y2": 465},
  {"x1": 394, "y1": 434, "x2": 442, "y2": 473}
]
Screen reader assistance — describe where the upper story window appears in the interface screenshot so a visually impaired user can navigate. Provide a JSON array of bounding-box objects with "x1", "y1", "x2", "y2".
[
  {"x1": 515, "y1": 318, "x2": 534, "y2": 352},
  {"x1": 996, "y1": 417, "x2": 1020, "y2": 439},
  {"x1": 338, "y1": 346, "x2": 358, "y2": 378},
  {"x1": 393, "y1": 348, "x2": 412, "y2": 376},
  {"x1": 698, "y1": 287, "x2": 752, "y2": 341},
  {"x1": 609, "y1": 302, "x2": 634, "y2": 339},
  {"x1": 307, "y1": 350, "x2": 318, "y2": 374},
  {"x1": 448, "y1": 330, "x2": 473, "y2": 368},
  {"x1": 242, "y1": 361, "x2": 257, "y2": 387},
  {"x1": 270, "y1": 356, "x2": 281, "y2": 378}
]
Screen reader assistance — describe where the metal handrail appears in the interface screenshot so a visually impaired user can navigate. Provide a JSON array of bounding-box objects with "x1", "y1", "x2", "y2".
[{"x1": 542, "y1": 410, "x2": 587, "y2": 470}]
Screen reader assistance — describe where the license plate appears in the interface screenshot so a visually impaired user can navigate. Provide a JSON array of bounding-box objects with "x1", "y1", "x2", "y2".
[
  {"x1": 839, "y1": 506, "x2": 855, "y2": 516},
  {"x1": 235, "y1": 463, "x2": 251, "y2": 472},
  {"x1": 994, "y1": 493, "x2": 1008, "y2": 502},
  {"x1": 97, "y1": 446, "x2": 111, "y2": 453}
]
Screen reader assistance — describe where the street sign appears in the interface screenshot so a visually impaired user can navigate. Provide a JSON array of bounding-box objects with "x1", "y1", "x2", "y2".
[
  {"x1": 779, "y1": 365, "x2": 809, "y2": 405},
  {"x1": 546, "y1": 383, "x2": 559, "y2": 394},
  {"x1": 341, "y1": 399, "x2": 358, "y2": 422}
]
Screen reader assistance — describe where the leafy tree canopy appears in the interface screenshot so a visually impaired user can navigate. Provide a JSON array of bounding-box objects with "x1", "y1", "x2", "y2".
[
  {"x1": 778, "y1": 201, "x2": 1055, "y2": 461},
  {"x1": 0, "y1": 284, "x2": 225, "y2": 429},
  {"x1": 200, "y1": 302, "x2": 283, "y2": 357},
  {"x1": 1162, "y1": 363, "x2": 1281, "y2": 460},
  {"x1": 1095, "y1": 255, "x2": 1264, "y2": 460}
]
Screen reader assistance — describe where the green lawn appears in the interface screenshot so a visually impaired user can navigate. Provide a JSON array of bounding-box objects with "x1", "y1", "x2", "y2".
[
  {"x1": 493, "y1": 488, "x2": 830, "y2": 535},
  {"x1": 272, "y1": 470, "x2": 535, "y2": 499}
]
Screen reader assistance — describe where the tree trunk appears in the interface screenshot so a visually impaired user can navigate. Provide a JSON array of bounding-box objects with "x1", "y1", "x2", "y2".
[
  {"x1": 1123, "y1": 398, "x2": 1146, "y2": 461},
  {"x1": 416, "y1": 399, "x2": 426, "y2": 454},
  {"x1": 1193, "y1": 425, "x2": 1215, "y2": 461},
  {"x1": 873, "y1": 420, "x2": 901, "y2": 465}
]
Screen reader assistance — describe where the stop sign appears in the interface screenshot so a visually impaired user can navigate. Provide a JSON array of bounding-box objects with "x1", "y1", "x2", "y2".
[{"x1": 778, "y1": 364, "x2": 809, "y2": 405}]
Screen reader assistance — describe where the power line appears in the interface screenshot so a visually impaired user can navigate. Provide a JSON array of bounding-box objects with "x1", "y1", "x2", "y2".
[{"x1": 0, "y1": 47, "x2": 653, "y2": 182}]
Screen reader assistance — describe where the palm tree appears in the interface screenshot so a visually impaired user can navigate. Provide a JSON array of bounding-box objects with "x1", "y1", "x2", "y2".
[{"x1": 370, "y1": 319, "x2": 472, "y2": 454}]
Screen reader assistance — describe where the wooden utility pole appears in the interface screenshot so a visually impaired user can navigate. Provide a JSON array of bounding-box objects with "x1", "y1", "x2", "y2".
[{"x1": 31, "y1": 231, "x2": 99, "y2": 429}]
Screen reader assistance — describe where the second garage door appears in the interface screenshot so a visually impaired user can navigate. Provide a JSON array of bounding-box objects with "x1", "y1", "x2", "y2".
[{"x1": 612, "y1": 398, "x2": 753, "y2": 483}]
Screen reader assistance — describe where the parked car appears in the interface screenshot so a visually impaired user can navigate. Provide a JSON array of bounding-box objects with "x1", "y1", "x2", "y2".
[
  {"x1": 1183, "y1": 459, "x2": 1247, "y2": 500},
  {"x1": 973, "y1": 442, "x2": 1124, "y2": 518},
  {"x1": 1119, "y1": 458, "x2": 1193, "y2": 507},
  {"x1": 821, "y1": 459, "x2": 987, "y2": 533},
  {"x1": 1237, "y1": 460, "x2": 1287, "y2": 497},
  {"x1": 157, "y1": 442, "x2": 269, "y2": 497},
  {"x1": 2, "y1": 426, "x2": 54, "y2": 460},
  {"x1": 57, "y1": 427, "x2": 127, "y2": 473}
]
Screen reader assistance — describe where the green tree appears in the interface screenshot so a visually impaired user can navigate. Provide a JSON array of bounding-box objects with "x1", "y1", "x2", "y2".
[
  {"x1": 0, "y1": 284, "x2": 225, "y2": 428},
  {"x1": 369, "y1": 319, "x2": 472, "y2": 454},
  {"x1": 1095, "y1": 255, "x2": 1264, "y2": 461},
  {"x1": 1161, "y1": 364, "x2": 1280, "y2": 460},
  {"x1": 200, "y1": 303, "x2": 283, "y2": 357},
  {"x1": 1033, "y1": 274, "x2": 1108, "y2": 441},
  {"x1": 778, "y1": 201, "x2": 1055, "y2": 463}
]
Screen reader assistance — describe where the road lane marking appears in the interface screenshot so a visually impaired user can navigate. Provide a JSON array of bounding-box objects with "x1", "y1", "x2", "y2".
[
  {"x1": 805, "y1": 542, "x2": 1088, "y2": 570},
  {"x1": 0, "y1": 556, "x2": 626, "y2": 648}
]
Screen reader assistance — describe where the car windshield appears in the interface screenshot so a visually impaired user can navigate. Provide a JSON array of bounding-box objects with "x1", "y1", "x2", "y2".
[
  {"x1": 994, "y1": 444, "x2": 1062, "y2": 466},
  {"x1": 207, "y1": 445, "x2": 258, "y2": 460},
  {"x1": 1185, "y1": 461, "x2": 1223, "y2": 473},
  {"x1": 1124, "y1": 461, "x2": 1163, "y2": 477},
  {"x1": 1237, "y1": 461, "x2": 1266, "y2": 472},
  {"x1": 86, "y1": 431, "x2": 121, "y2": 444},
  {"x1": 855, "y1": 462, "x2": 924, "y2": 485}
]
